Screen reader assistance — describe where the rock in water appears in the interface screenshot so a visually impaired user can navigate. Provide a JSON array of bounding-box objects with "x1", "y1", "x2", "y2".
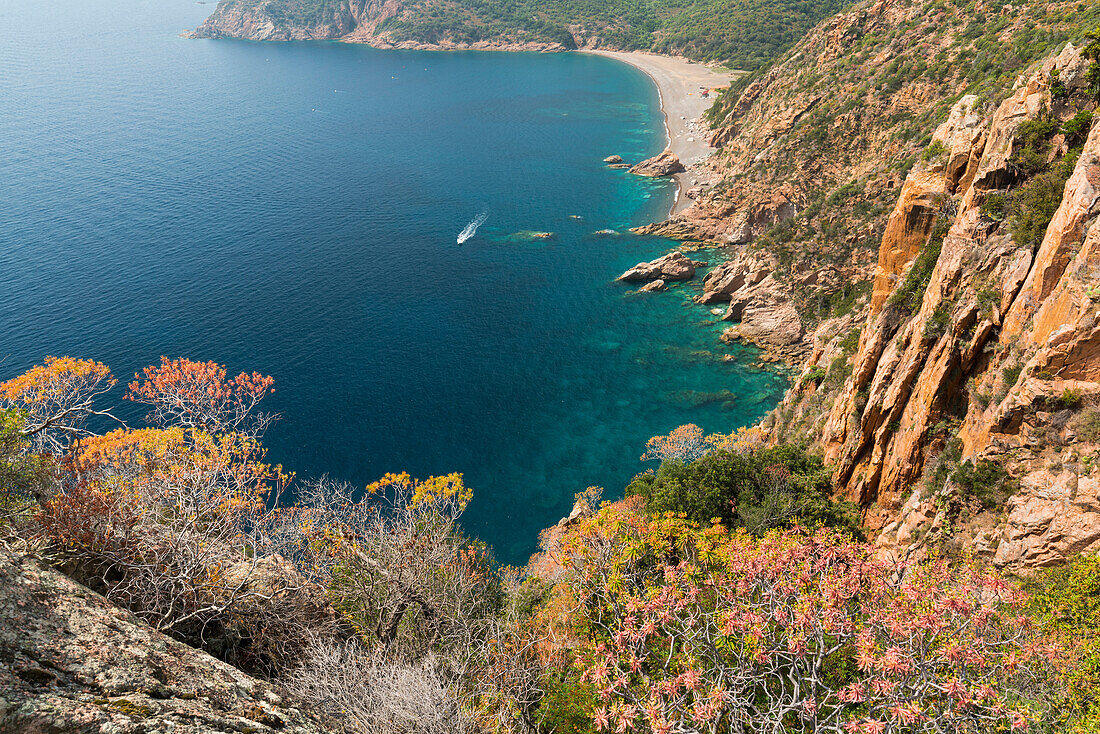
[
  {"x1": 639, "y1": 279, "x2": 668, "y2": 292},
  {"x1": 629, "y1": 149, "x2": 686, "y2": 177},
  {"x1": 603, "y1": 154, "x2": 624, "y2": 164},
  {"x1": 617, "y1": 251, "x2": 696, "y2": 282}
]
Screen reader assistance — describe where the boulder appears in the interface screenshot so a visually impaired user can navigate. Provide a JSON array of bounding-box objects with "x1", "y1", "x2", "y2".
[
  {"x1": 603, "y1": 154, "x2": 624, "y2": 164},
  {"x1": 629, "y1": 149, "x2": 686, "y2": 177},
  {"x1": 638, "y1": 279, "x2": 668, "y2": 292},
  {"x1": 0, "y1": 547, "x2": 329, "y2": 733},
  {"x1": 617, "y1": 251, "x2": 696, "y2": 282}
]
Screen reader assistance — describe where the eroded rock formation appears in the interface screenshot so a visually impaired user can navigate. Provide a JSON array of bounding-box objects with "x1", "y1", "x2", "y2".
[{"x1": 804, "y1": 45, "x2": 1100, "y2": 571}]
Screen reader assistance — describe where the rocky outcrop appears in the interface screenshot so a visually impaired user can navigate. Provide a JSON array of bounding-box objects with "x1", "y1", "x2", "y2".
[
  {"x1": 617, "y1": 251, "x2": 696, "y2": 282},
  {"x1": 868, "y1": 169, "x2": 946, "y2": 314},
  {"x1": 638, "y1": 279, "x2": 668, "y2": 292},
  {"x1": 603, "y1": 155, "x2": 624, "y2": 164},
  {"x1": 190, "y1": 0, "x2": 371, "y2": 40},
  {"x1": 692, "y1": 250, "x2": 809, "y2": 361},
  {"x1": 634, "y1": 181, "x2": 801, "y2": 244},
  {"x1": 810, "y1": 45, "x2": 1100, "y2": 571},
  {"x1": 628, "y1": 150, "x2": 686, "y2": 177},
  {"x1": 0, "y1": 547, "x2": 328, "y2": 733}
]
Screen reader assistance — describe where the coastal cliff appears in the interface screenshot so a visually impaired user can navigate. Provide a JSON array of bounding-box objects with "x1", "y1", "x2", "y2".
[
  {"x1": 604, "y1": 0, "x2": 1100, "y2": 572},
  {"x1": 806, "y1": 44, "x2": 1100, "y2": 571},
  {"x1": 674, "y1": 23, "x2": 1096, "y2": 571},
  {"x1": 633, "y1": 0, "x2": 1100, "y2": 366},
  {"x1": 189, "y1": 0, "x2": 572, "y2": 50},
  {"x1": 188, "y1": 0, "x2": 846, "y2": 69}
]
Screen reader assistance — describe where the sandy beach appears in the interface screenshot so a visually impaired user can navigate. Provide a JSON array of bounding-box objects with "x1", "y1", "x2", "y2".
[{"x1": 584, "y1": 50, "x2": 739, "y2": 213}]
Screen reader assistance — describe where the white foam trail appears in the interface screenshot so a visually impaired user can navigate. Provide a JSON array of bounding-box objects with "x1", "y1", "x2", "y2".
[{"x1": 457, "y1": 210, "x2": 488, "y2": 244}]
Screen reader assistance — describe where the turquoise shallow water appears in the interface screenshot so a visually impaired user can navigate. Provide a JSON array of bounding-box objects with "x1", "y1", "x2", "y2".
[{"x1": 0, "y1": 0, "x2": 789, "y2": 563}]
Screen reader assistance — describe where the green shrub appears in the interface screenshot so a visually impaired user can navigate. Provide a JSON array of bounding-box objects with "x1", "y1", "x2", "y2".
[
  {"x1": 801, "y1": 365, "x2": 827, "y2": 388},
  {"x1": 537, "y1": 666, "x2": 598, "y2": 734},
  {"x1": 1015, "y1": 113, "x2": 1059, "y2": 170},
  {"x1": 1049, "y1": 68, "x2": 1068, "y2": 99},
  {"x1": 976, "y1": 285, "x2": 1000, "y2": 317},
  {"x1": 1025, "y1": 555, "x2": 1100, "y2": 733},
  {"x1": 626, "y1": 445, "x2": 861, "y2": 538},
  {"x1": 1002, "y1": 363, "x2": 1024, "y2": 389},
  {"x1": 839, "y1": 327, "x2": 861, "y2": 355},
  {"x1": 951, "y1": 458, "x2": 1016, "y2": 509},
  {"x1": 1063, "y1": 110, "x2": 1095, "y2": 144},
  {"x1": 1009, "y1": 169, "x2": 1070, "y2": 252},
  {"x1": 921, "y1": 138, "x2": 949, "y2": 162},
  {"x1": 0, "y1": 408, "x2": 47, "y2": 509},
  {"x1": 1057, "y1": 387, "x2": 1083, "y2": 409},
  {"x1": 1085, "y1": 27, "x2": 1100, "y2": 97},
  {"x1": 923, "y1": 303, "x2": 951, "y2": 340},
  {"x1": 981, "y1": 191, "x2": 1009, "y2": 221}
]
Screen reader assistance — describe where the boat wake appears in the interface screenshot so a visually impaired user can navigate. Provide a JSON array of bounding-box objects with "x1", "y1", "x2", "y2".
[{"x1": 457, "y1": 210, "x2": 488, "y2": 244}]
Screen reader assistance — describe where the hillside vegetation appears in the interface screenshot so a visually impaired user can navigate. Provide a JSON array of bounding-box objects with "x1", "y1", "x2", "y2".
[
  {"x1": 196, "y1": 0, "x2": 847, "y2": 70},
  {"x1": 3, "y1": 360, "x2": 1098, "y2": 733}
]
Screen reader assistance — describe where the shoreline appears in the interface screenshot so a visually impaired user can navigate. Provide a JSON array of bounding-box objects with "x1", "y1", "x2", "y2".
[
  {"x1": 187, "y1": 18, "x2": 736, "y2": 217},
  {"x1": 581, "y1": 50, "x2": 740, "y2": 216}
]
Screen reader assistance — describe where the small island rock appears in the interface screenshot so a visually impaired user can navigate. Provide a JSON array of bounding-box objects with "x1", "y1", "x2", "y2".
[
  {"x1": 603, "y1": 154, "x2": 624, "y2": 164},
  {"x1": 629, "y1": 149, "x2": 686, "y2": 177},
  {"x1": 638, "y1": 279, "x2": 668, "y2": 292},
  {"x1": 617, "y1": 251, "x2": 696, "y2": 283}
]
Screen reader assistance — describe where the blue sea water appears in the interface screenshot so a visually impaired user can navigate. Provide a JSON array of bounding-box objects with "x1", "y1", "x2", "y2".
[{"x1": 0, "y1": 0, "x2": 789, "y2": 563}]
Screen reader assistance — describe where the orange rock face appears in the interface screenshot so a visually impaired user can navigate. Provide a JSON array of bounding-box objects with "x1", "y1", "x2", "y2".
[{"x1": 813, "y1": 44, "x2": 1100, "y2": 571}]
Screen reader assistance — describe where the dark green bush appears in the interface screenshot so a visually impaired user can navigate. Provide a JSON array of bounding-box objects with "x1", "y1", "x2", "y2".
[
  {"x1": 1010, "y1": 113, "x2": 1059, "y2": 178},
  {"x1": 1009, "y1": 169, "x2": 1070, "y2": 252},
  {"x1": 537, "y1": 667, "x2": 598, "y2": 734},
  {"x1": 980, "y1": 191, "x2": 1009, "y2": 221},
  {"x1": 1049, "y1": 68, "x2": 1068, "y2": 99},
  {"x1": 801, "y1": 365, "x2": 827, "y2": 387},
  {"x1": 923, "y1": 303, "x2": 951, "y2": 340},
  {"x1": 626, "y1": 445, "x2": 862, "y2": 537},
  {"x1": 1062, "y1": 110, "x2": 1095, "y2": 144},
  {"x1": 1057, "y1": 387, "x2": 1083, "y2": 409},
  {"x1": 0, "y1": 408, "x2": 47, "y2": 505},
  {"x1": 951, "y1": 458, "x2": 1016, "y2": 509},
  {"x1": 921, "y1": 138, "x2": 948, "y2": 162}
]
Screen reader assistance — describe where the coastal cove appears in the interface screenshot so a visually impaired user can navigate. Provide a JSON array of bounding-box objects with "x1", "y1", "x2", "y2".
[{"x1": 0, "y1": 0, "x2": 788, "y2": 563}]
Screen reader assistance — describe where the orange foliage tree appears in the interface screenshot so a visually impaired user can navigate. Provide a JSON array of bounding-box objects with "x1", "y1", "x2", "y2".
[
  {"x1": 0, "y1": 355, "x2": 294, "y2": 641},
  {"x1": 38, "y1": 425, "x2": 289, "y2": 634},
  {"x1": 0, "y1": 356, "x2": 120, "y2": 453},
  {"x1": 128, "y1": 356, "x2": 275, "y2": 437}
]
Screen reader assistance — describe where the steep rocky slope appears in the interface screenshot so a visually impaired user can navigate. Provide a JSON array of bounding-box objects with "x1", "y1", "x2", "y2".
[
  {"x1": 636, "y1": 0, "x2": 1100, "y2": 360},
  {"x1": 772, "y1": 44, "x2": 1099, "y2": 571},
  {"x1": 0, "y1": 545, "x2": 327, "y2": 733}
]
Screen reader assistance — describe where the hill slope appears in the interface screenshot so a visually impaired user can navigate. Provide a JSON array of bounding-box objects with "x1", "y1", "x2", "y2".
[{"x1": 190, "y1": 0, "x2": 846, "y2": 70}]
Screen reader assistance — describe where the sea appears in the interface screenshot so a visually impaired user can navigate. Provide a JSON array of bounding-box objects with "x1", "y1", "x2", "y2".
[{"x1": 0, "y1": 0, "x2": 788, "y2": 563}]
